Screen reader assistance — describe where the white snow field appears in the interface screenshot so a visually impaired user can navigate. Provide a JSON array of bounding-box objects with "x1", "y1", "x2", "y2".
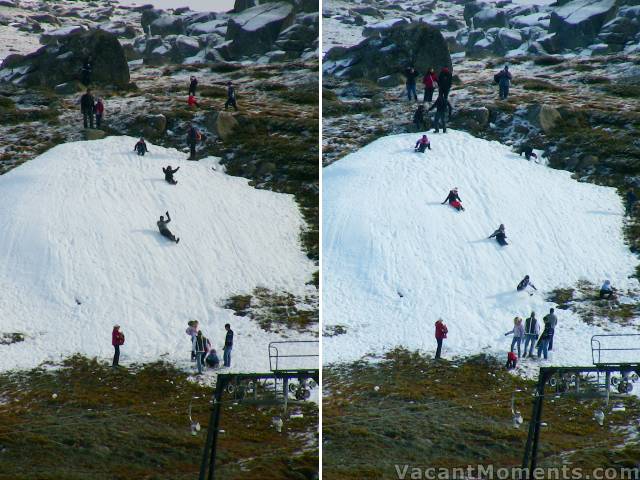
[
  {"x1": 0, "y1": 136, "x2": 316, "y2": 372},
  {"x1": 323, "y1": 131, "x2": 639, "y2": 366}
]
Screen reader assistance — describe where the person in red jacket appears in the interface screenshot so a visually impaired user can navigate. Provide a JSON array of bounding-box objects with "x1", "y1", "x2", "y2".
[
  {"x1": 506, "y1": 351, "x2": 517, "y2": 370},
  {"x1": 187, "y1": 94, "x2": 198, "y2": 108},
  {"x1": 95, "y1": 97, "x2": 105, "y2": 129},
  {"x1": 435, "y1": 319, "x2": 448, "y2": 359},
  {"x1": 112, "y1": 325, "x2": 125, "y2": 368},
  {"x1": 422, "y1": 67, "x2": 438, "y2": 103}
]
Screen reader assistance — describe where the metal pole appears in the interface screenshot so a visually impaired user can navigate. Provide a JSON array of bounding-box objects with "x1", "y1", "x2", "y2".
[
  {"x1": 283, "y1": 377, "x2": 289, "y2": 414},
  {"x1": 530, "y1": 369, "x2": 551, "y2": 474},
  {"x1": 605, "y1": 372, "x2": 611, "y2": 406},
  {"x1": 522, "y1": 369, "x2": 549, "y2": 475},
  {"x1": 198, "y1": 375, "x2": 228, "y2": 480}
]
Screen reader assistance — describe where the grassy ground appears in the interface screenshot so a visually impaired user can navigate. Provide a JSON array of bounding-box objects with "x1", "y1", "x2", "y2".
[
  {"x1": 323, "y1": 349, "x2": 640, "y2": 479},
  {"x1": 0, "y1": 356, "x2": 318, "y2": 480}
]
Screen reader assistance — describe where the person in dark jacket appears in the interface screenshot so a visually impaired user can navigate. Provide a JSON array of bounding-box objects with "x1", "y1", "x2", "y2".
[
  {"x1": 438, "y1": 66, "x2": 452, "y2": 99},
  {"x1": 187, "y1": 123, "x2": 200, "y2": 160},
  {"x1": 205, "y1": 349, "x2": 220, "y2": 368},
  {"x1": 163, "y1": 165, "x2": 180, "y2": 185},
  {"x1": 94, "y1": 98, "x2": 104, "y2": 129},
  {"x1": 415, "y1": 134, "x2": 431, "y2": 153},
  {"x1": 627, "y1": 188, "x2": 637, "y2": 216},
  {"x1": 543, "y1": 308, "x2": 557, "y2": 351},
  {"x1": 404, "y1": 66, "x2": 419, "y2": 101},
  {"x1": 435, "y1": 318, "x2": 448, "y2": 359},
  {"x1": 422, "y1": 67, "x2": 438, "y2": 103},
  {"x1": 518, "y1": 144, "x2": 538, "y2": 161},
  {"x1": 522, "y1": 312, "x2": 539, "y2": 358},
  {"x1": 112, "y1": 325, "x2": 125, "y2": 368},
  {"x1": 599, "y1": 280, "x2": 614, "y2": 300},
  {"x1": 413, "y1": 104, "x2": 426, "y2": 130},
  {"x1": 81, "y1": 57, "x2": 93, "y2": 86},
  {"x1": 188, "y1": 76, "x2": 198, "y2": 96},
  {"x1": 223, "y1": 323, "x2": 234, "y2": 367},
  {"x1": 225, "y1": 81, "x2": 238, "y2": 111},
  {"x1": 134, "y1": 138, "x2": 148, "y2": 156},
  {"x1": 428, "y1": 94, "x2": 452, "y2": 133},
  {"x1": 442, "y1": 188, "x2": 464, "y2": 211},
  {"x1": 536, "y1": 323, "x2": 552, "y2": 360},
  {"x1": 194, "y1": 330, "x2": 210, "y2": 374},
  {"x1": 517, "y1": 275, "x2": 537, "y2": 293},
  {"x1": 157, "y1": 211, "x2": 179, "y2": 243},
  {"x1": 489, "y1": 224, "x2": 508, "y2": 246},
  {"x1": 495, "y1": 66, "x2": 512, "y2": 100},
  {"x1": 80, "y1": 89, "x2": 95, "y2": 129}
]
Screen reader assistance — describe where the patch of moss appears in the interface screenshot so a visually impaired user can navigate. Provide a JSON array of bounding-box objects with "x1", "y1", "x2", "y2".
[
  {"x1": 602, "y1": 83, "x2": 640, "y2": 98},
  {"x1": 519, "y1": 78, "x2": 565, "y2": 92}
]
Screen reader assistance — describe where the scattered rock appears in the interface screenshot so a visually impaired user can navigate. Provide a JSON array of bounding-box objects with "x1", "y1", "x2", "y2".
[
  {"x1": 84, "y1": 129, "x2": 107, "y2": 140},
  {"x1": 205, "y1": 110, "x2": 239, "y2": 140},
  {"x1": 549, "y1": 0, "x2": 617, "y2": 49},
  {"x1": 54, "y1": 81, "x2": 84, "y2": 95},
  {"x1": 150, "y1": 14, "x2": 185, "y2": 36},
  {"x1": 472, "y1": 7, "x2": 508, "y2": 29}
]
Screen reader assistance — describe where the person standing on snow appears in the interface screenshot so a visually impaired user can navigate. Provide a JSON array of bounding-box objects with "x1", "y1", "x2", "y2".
[
  {"x1": 80, "y1": 89, "x2": 95, "y2": 129},
  {"x1": 504, "y1": 317, "x2": 525, "y2": 357},
  {"x1": 428, "y1": 93, "x2": 452, "y2": 133},
  {"x1": 94, "y1": 97, "x2": 104, "y2": 129},
  {"x1": 162, "y1": 165, "x2": 180, "y2": 185},
  {"x1": 112, "y1": 325, "x2": 125, "y2": 368},
  {"x1": 413, "y1": 104, "x2": 427, "y2": 131},
  {"x1": 134, "y1": 138, "x2": 148, "y2": 156},
  {"x1": 414, "y1": 134, "x2": 431, "y2": 153},
  {"x1": 536, "y1": 322, "x2": 552, "y2": 360},
  {"x1": 422, "y1": 67, "x2": 438, "y2": 103},
  {"x1": 599, "y1": 280, "x2": 614, "y2": 300},
  {"x1": 186, "y1": 123, "x2": 201, "y2": 160},
  {"x1": 225, "y1": 81, "x2": 238, "y2": 111},
  {"x1": 489, "y1": 224, "x2": 508, "y2": 246},
  {"x1": 223, "y1": 323, "x2": 234, "y2": 367},
  {"x1": 516, "y1": 275, "x2": 537, "y2": 293},
  {"x1": 437, "y1": 66, "x2": 452, "y2": 99},
  {"x1": 188, "y1": 76, "x2": 198, "y2": 96},
  {"x1": 157, "y1": 211, "x2": 180, "y2": 244},
  {"x1": 522, "y1": 312, "x2": 540, "y2": 358},
  {"x1": 186, "y1": 320, "x2": 199, "y2": 361},
  {"x1": 543, "y1": 308, "x2": 557, "y2": 351},
  {"x1": 194, "y1": 330, "x2": 211, "y2": 375},
  {"x1": 404, "y1": 66, "x2": 419, "y2": 102},
  {"x1": 435, "y1": 319, "x2": 448, "y2": 359},
  {"x1": 495, "y1": 65, "x2": 512, "y2": 100},
  {"x1": 442, "y1": 187, "x2": 465, "y2": 211}
]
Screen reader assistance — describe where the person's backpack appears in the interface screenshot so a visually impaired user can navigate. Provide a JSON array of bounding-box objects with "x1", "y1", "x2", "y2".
[
  {"x1": 493, "y1": 73, "x2": 500, "y2": 85},
  {"x1": 195, "y1": 130, "x2": 202, "y2": 142},
  {"x1": 119, "y1": 333, "x2": 125, "y2": 345}
]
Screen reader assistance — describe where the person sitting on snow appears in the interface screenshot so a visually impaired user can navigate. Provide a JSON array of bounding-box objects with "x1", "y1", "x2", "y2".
[
  {"x1": 163, "y1": 165, "x2": 180, "y2": 185},
  {"x1": 157, "y1": 211, "x2": 180, "y2": 244},
  {"x1": 134, "y1": 138, "x2": 148, "y2": 156},
  {"x1": 517, "y1": 275, "x2": 537, "y2": 293},
  {"x1": 442, "y1": 187, "x2": 464, "y2": 211},
  {"x1": 599, "y1": 280, "x2": 615, "y2": 300},
  {"x1": 414, "y1": 134, "x2": 431, "y2": 153},
  {"x1": 489, "y1": 224, "x2": 508, "y2": 246},
  {"x1": 518, "y1": 144, "x2": 538, "y2": 161},
  {"x1": 205, "y1": 349, "x2": 220, "y2": 369}
]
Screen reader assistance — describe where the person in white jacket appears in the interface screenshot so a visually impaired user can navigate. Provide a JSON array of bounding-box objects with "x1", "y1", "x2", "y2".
[
  {"x1": 522, "y1": 312, "x2": 540, "y2": 358},
  {"x1": 505, "y1": 317, "x2": 525, "y2": 357}
]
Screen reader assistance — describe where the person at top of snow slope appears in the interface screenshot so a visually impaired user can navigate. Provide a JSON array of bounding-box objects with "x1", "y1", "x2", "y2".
[
  {"x1": 543, "y1": 308, "x2": 557, "y2": 352},
  {"x1": 225, "y1": 81, "x2": 238, "y2": 111},
  {"x1": 194, "y1": 330, "x2": 211, "y2": 375},
  {"x1": 522, "y1": 312, "x2": 539, "y2": 358},
  {"x1": 80, "y1": 88, "x2": 95, "y2": 129},
  {"x1": 442, "y1": 188, "x2": 464, "y2": 211},
  {"x1": 516, "y1": 275, "x2": 536, "y2": 293},
  {"x1": 437, "y1": 66, "x2": 452, "y2": 99},
  {"x1": 434, "y1": 319, "x2": 448, "y2": 360},
  {"x1": 186, "y1": 320, "x2": 199, "y2": 361},
  {"x1": 163, "y1": 165, "x2": 180, "y2": 185},
  {"x1": 134, "y1": 138, "x2": 148, "y2": 156},
  {"x1": 404, "y1": 65, "x2": 419, "y2": 101},
  {"x1": 414, "y1": 134, "x2": 431, "y2": 153},
  {"x1": 489, "y1": 224, "x2": 508, "y2": 246},
  {"x1": 599, "y1": 280, "x2": 615, "y2": 300},
  {"x1": 518, "y1": 144, "x2": 538, "y2": 161},
  {"x1": 157, "y1": 211, "x2": 180, "y2": 244},
  {"x1": 187, "y1": 94, "x2": 198, "y2": 108},
  {"x1": 495, "y1": 65, "x2": 512, "y2": 100},
  {"x1": 428, "y1": 93, "x2": 453, "y2": 134},
  {"x1": 188, "y1": 75, "x2": 198, "y2": 96},
  {"x1": 413, "y1": 104, "x2": 426, "y2": 131},
  {"x1": 112, "y1": 324, "x2": 125, "y2": 368},
  {"x1": 506, "y1": 351, "x2": 517, "y2": 370},
  {"x1": 422, "y1": 67, "x2": 438, "y2": 103},
  {"x1": 504, "y1": 316, "x2": 524, "y2": 357},
  {"x1": 94, "y1": 97, "x2": 105, "y2": 129}
]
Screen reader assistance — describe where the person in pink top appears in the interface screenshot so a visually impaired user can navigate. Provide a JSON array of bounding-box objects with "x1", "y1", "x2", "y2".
[
  {"x1": 112, "y1": 325, "x2": 125, "y2": 368},
  {"x1": 422, "y1": 67, "x2": 438, "y2": 103},
  {"x1": 435, "y1": 319, "x2": 448, "y2": 359}
]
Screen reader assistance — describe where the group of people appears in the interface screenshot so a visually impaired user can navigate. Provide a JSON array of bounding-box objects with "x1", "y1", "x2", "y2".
[
  {"x1": 408, "y1": 65, "x2": 454, "y2": 136},
  {"x1": 185, "y1": 320, "x2": 234, "y2": 374},
  {"x1": 504, "y1": 308, "x2": 557, "y2": 368},
  {"x1": 185, "y1": 75, "x2": 237, "y2": 112},
  {"x1": 80, "y1": 89, "x2": 105, "y2": 129}
]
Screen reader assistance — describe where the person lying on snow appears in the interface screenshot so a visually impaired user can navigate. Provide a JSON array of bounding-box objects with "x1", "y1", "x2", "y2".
[
  {"x1": 489, "y1": 224, "x2": 508, "y2": 245},
  {"x1": 163, "y1": 165, "x2": 180, "y2": 185},
  {"x1": 157, "y1": 211, "x2": 180, "y2": 244},
  {"x1": 442, "y1": 187, "x2": 464, "y2": 211},
  {"x1": 517, "y1": 275, "x2": 537, "y2": 293},
  {"x1": 414, "y1": 134, "x2": 431, "y2": 153},
  {"x1": 134, "y1": 138, "x2": 148, "y2": 156},
  {"x1": 599, "y1": 280, "x2": 615, "y2": 300}
]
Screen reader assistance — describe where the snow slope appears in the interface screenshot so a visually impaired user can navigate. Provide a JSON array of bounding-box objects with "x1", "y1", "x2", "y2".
[
  {"x1": 323, "y1": 131, "x2": 639, "y2": 365},
  {"x1": 0, "y1": 136, "x2": 316, "y2": 372}
]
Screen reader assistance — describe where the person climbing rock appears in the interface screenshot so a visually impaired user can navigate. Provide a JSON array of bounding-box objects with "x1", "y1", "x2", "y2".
[
  {"x1": 414, "y1": 134, "x2": 431, "y2": 153},
  {"x1": 81, "y1": 57, "x2": 93, "y2": 86},
  {"x1": 517, "y1": 275, "x2": 537, "y2": 293},
  {"x1": 223, "y1": 323, "x2": 234, "y2": 367},
  {"x1": 134, "y1": 138, "x2": 148, "y2": 156},
  {"x1": 404, "y1": 66, "x2": 419, "y2": 101},
  {"x1": 186, "y1": 123, "x2": 201, "y2": 160},
  {"x1": 435, "y1": 318, "x2": 448, "y2": 359},
  {"x1": 163, "y1": 165, "x2": 180, "y2": 185},
  {"x1": 428, "y1": 93, "x2": 452, "y2": 133},
  {"x1": 94, "y1": 97, "x2": 104, "y2": 129},
  {"x1": 489, "y1": 224, "x2": 508, "y2": 246},
  {"x1": 504, "y1": 317, "x2": 525, "y2": 357},
  {"x1": 441, "y1": 187, "x2": 464, "y2": 211},
  {"x1": 225, "y1": 81, "x2": 238, "y2": 111},
  {"x1": 413, "y1": 104, "x2": 427, "y2": 131},
  {"x1": 187, "y1": 94, "x2": 198, "y2": 108},
  {"x1": 518, "y1": 144, "x2": 538, "y2": 161},
  {"x1": 599, "y1": 280, "x2": 614, "y2": 300},
  {"x1": 80, "y1": 89, "x2": 95, "y2": 129},
  {"x1": 194, "y1": 330, "x2": 211, "y2": 375},
  {"x1": 494, "y1": 65, "x2": 512, "y2": 100},
  {"x1": 112, "y1": 324, "x2": 125, "y2": 368},
  {"x1": 422, "y1": 67, "x2": 438, "y2": 103},
  {"x1": 157, "y1": 211, "x2": 179, "y2": 244},
  {"x1": 543, "y1": 308, "x2": 557, "y2": 351},
  {"x1": 438, "y1": 66, "x2": 452, "y2": 99},
  {"x1": 188, "y1": 75, "x2": 198, "y2": 96},
  {"x1": 522, "y1": 312, "x2": 539, "y2": 358}
]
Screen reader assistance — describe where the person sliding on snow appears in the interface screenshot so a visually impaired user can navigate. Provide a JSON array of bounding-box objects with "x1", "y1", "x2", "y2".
[
  {"x1": 413, "y1": 104, "x2": 426, "y2": 130},
  {"x1": 422, "y1": 67, "x2": 438, "y2": 103},
  {"x1": 495, "y1": 65, "x2": 512, "y2": 100},
  {"x1": 134, "y1": 138, "x2": 148, "y2": 156},
  {"x1": 225, "y1": 81, "x2": 238, "y2": 111},
  {"x1": 516, "y1": 275, "x2": 537, "y2": 293},
  {"x1": 188, "y1": 75, "x2": 198, "y2": 96},
  {"x1": 442, "y1": 187, "x2": 464, "y2": 211},
  {"x1": 428, "y1": 93, "x2": 452, "y2": 133},
  {"x1": 157, "y1": 211, "x2": 179, "y2": 243},
  {"x1": 163, "y1": 165, "x2": 180, "y2": 185},
  {"x1": 438, "y1": 66, "x2": 452, "y2": 99},
  {"x1": 489, "y1": 224, "x2": 508, "y2": 246},
  {"x1": 518, "y1": 144, "x2": 537, "y2": 161},
  {"x1": 414, "y1": 134, "x2": 431, "y2": 153},
  {"x1": 599, "y1": 280, "x2": 614, "y2": 300}
]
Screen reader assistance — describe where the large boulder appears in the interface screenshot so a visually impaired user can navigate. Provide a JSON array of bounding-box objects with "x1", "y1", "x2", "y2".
[
  {"x1": 150, "y1": 14, "x2": 185, "y2": 36},
  {"x1": 528, "y1": 104, "x2": 562, "y2": 134},
  {"x1": 549, "y1": 0, "x2": 618, "y2": 49},
  {"x1": 235, "y1": 0, "x2": 317, "y2": 14},
  {"x1": 40, "y1": 25, "x2": 87, "y2": 45},
  {"x1": 274, "y1": 13, "x2": 318, "y2": 54},
  {"x1": 205, "y1": 111, "x2": 239, "y2": 140},
  {"x1": 0, "y1": 29, "x2": 130, "y2": 88},
  {"x1": 174, "y1": 35, "x2": 201, "y2": 58},
  {"x1": 141, "y1": 8, "x2": 163, "y2": 31},
  {"x1": 472, "y1": 7, "x2": 508, "y2": 29},
  {"x1": 324, "y1": 22, "x2": 452, "y2": 81},
  {"x1": 597, "y1": 7, "x2": 640, "y2": 50}
]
